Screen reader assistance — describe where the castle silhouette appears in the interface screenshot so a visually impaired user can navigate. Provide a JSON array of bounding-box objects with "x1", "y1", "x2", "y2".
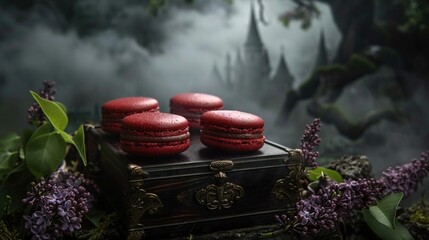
[
  {"x1": 210, "y1": 4, "x2": 293, "y2": 104},
  {"x1": 210, "y1": 3, "x2": 329, "y2": 105}
]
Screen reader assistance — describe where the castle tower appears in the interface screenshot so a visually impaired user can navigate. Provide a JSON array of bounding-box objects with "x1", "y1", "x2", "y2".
[
  {"x1": 225, "y1": 53, "x2": 232, "y2": 87},
  {"x1": 243, "y1": 2, "x2": 271, "y2": 95},
  {"x1": 271, "y1": 47, "x2": 294, "y2": 94},
  {"x1": 245, "y1": 3, "x2": 263, "y2": 50},
  {"x1": 315, "y1": 31, "x2": 329, "y2": 67},
  {"x1": 233, "y1": 48, "x2": 244, "y2": 88},
  {"x1": 210, "y1": 62, "x2": 223, "y2": 85}
]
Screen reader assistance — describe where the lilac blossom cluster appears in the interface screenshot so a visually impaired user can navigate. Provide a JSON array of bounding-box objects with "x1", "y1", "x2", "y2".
[
  {"x1": 23, "y1": 171, "x2": 97, "y2": 240},
  {"x1": 277, "y1": 177, "x2": 384, "y2": 237},
  {"x1": 27, "y1": 80, "x2": 56, "y2": 126},
  {"x1": 380, "y1": 151, "x2": 429, "y2": 198},
  {"x1": 277, "y1": 119, "x2": 429, "y2": 238},
  {"x1": 300, "y1": 118, "x2": 321, "y2": 168}
]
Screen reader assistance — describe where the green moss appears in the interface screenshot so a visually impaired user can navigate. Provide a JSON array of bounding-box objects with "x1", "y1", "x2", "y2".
[
  {"x1": 316, "y1": 64, "x2": 347, "y2": 74},
  {"x1": 349, "y1": 54, "x2": 378, "y2": 72},
  {"x1": 77, "y1": 212, "x2": 120, "y2": 240},
  {"x1": 409, "y1": 200, "x2": 429, "y2": 224}
]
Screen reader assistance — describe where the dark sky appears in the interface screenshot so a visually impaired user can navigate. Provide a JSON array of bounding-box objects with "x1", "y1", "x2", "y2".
[
  {"x1": 0, "y1": 0, "x2": 340, "y2": 134},
  {"x1": 0, "y1": 0, "x2": 428, "y2": 197}
]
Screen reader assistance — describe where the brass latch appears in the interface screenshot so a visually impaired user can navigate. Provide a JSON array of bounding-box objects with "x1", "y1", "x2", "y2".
[{"x1": 196, "y1": 160, "x2": 244, "y2": 210}]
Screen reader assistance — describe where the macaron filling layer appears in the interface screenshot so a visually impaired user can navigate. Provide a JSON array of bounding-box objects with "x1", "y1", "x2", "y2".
[
  {"x1": 102, "y1": 107, "x2": 160, "y2": 119},
  {"x1": 200, "y1": 134, "x2": 264, "y2": 152},
  {"x1": 201, "y1": 125, "x2": 263, "y2": 134},
  {"x1": 201, "y1": 129, "x2": 263, "y2": 139},
  {"x1": 121, "y1": 132, "x2": 190, "y2": 143},
  {"x1": 170, "y1": 106, "x2": 222, "y2": 115}
]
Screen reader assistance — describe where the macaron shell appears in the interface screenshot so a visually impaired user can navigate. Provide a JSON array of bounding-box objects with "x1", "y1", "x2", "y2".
[
  {"x1": 200, "y1": 110, "x2": 264, "y2": 134},
  {"x1": 122, "y1": 112, "x2": 189, "y2": 132},
  {"x1": 200, "y1": 133, "x2": 265, "y2": 152},
  {"x1": 170, "y1": 93, "x2": 223, "y2": 110},
  {"x1": 120, "y1": 112, "x2": 190, "y2": 157},
  {"x1": 200, "y1": 110, "x2": 265, "y2": 152},
  {"x1": 102, "y1": 97, "x2": 159, "y2": 113},
  {"x1": 101, "y1": 97, "x2": 159, "y2": 134},
  {"x1": 101, "y1": 122, "x2": 122, "y2": 134}
]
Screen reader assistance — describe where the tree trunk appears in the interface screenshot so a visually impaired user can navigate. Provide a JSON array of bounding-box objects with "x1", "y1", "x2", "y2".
[
  {"x1": 321, "y1": 0, "x2": 376, "y2": 62},
  {"x1": 277, "y1": 0, "x2": 376, "y2": 120}
]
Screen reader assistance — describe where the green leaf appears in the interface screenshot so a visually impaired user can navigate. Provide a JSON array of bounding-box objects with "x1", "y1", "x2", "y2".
[
  {"x1": 58, "y1": 130, "x2": 74, "y2": 144},
  {"x1": 29, "y1": 122, "x2": 54, "y2": 141},
  {"x1": 368, "y1": 205, "x2": 394, "y2": 229},
  {"x1": 0, "y1": 133, "x2": 22, "y2": 183},
  {"x1": 369, "y1": 193, "x2": 404, "y2": 229},
  {"x1": 307, "y1": 167, "x2": 343, "y2": 183},
  {"x1": 0, "y1": 151, "x2": 19, "y2": 182},
  {"x1": 21, "y1": 123, "x2": 53, "y2": 161},
  {"x1": 72, "y1": 125, "x2": 87, "y2": 166},
  {"x1": 21, "y1": 129, "x2": 35, "y2": 149},
  {"x1": 30, "y1": 91, "x2": 68, "y2": 131},
  {"x1": 0, "y1": 166, "x2": 34, "y2": 215},
  {"x1": 0, "y1": 133, "x2": 20, "y2": 152},
  {"x1": 25, "y1": 132, "x2": 66, "y2": 178},
  {"x1": 363, "y1": 210, "x2": 414, "y2": 240},
  {"x1": 59, "y1": 127, "x2": 87, "y2": 165},
  {"x1": 55, "y1": 101, "x2": 67, "y2": 114},
  {"x1": 86, "y1": 209, "x2": 106, "y2": 228}
]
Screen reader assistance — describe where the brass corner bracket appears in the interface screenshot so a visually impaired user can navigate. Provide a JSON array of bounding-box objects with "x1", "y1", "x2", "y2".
[
  {"x1": 127, "y1": 164, "x2": 163, "y2": 233},
  {"x1": 272, "y1": 149, "x2": 304, "y2": 207}
]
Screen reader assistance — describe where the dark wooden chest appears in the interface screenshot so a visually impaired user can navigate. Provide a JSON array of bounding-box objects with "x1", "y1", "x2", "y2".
[{"x1": 85, "y1": 126, "x2": 303, "y2": 240}]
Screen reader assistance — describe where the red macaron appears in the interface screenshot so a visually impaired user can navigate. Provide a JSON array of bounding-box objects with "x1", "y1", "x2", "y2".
[
  {"x1": 170, "y1": 93, "x2": 223, "y2": 129},
  {"x1": 200, "y1": 110, "x2": 265, "y2": 152},
  {"x1": 101, "y1": 97, "x2": 159, "y2": 134},
  {"x1": 120, "y1": 112, "x2": 190, "y2": 157}
]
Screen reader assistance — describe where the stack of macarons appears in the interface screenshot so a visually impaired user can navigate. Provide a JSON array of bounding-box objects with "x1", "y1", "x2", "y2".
[
  {"x1": 100, "y1": 93, "x2": 265, "y2": 157},
  {"x1": 170, "y1": 93, "x2": 223, "y2": 129}
]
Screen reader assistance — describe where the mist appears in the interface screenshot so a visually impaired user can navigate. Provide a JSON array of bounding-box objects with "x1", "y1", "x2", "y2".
[
  {"x1": 0, "y1": 0, "x2": 428, "y2": 199},
  {"x1": 0, "y1": 0, "x2": 339, "y2": 134}
]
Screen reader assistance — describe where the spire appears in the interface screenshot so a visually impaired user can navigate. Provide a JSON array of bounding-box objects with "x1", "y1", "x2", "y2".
[
  {"x1": 210, "y1": 62, "x2": 223, "y2": 84},
  {"x1": 245, "y1": 2, "x2": 263, "y2": 48},
  {"x1": 225, "y1": 53, "x2": 232, "y2": 86},
  {"x1": 272, "y1": 46, "x2": 293, "y2": 87},
  {"x1": 234, "y1": 48, "x2": 244, "y2": 87},
  {"x1": 235, "y1": 48, "x2": 243, "y2": 67},
  {"x1": 316, "y1": 31, "x2": 329, "y2": 66}
]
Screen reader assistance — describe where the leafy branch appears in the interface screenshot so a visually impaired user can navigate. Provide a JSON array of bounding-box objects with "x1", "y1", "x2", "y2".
[{"x1": 0, "y1": 87, "x2": 88, "y2": 218}]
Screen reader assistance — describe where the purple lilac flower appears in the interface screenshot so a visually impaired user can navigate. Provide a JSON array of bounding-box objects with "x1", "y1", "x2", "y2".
[
  {"x1": 380, "y1": 151, "x2": 429, "y2": 198},
  {"x1": 277, "y1": 176, "x2": 386, "y2": 237},
  {"x1": 27, "y1": 80, "x2": 56, "y2": 126},
  {"x1": 277, "y1": 151, "x2": 428, "y2": 238},
  {"x1": 23, "y1": 171, "x2": 97, "y2": 239},
  {"x1": 277, "y1": 120, "x2": 429, "y2": 238},
  {"x1": 300, "y1": 118, "x2": 321, "y2": 168},
  {"x1": 334, "y1": 178, "x2": 385, "y2": 219}
]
